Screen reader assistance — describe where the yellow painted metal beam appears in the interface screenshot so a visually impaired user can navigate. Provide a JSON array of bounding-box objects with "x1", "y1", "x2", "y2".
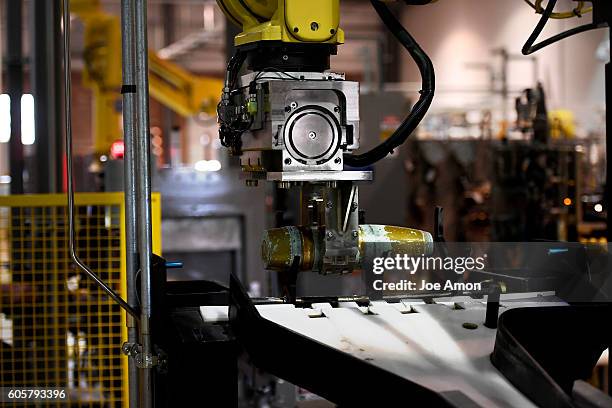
[
  {"x1": 148, "y1": 52, "x2": 223, "y2": 117},
  {"x1": 72, "y1": 0, "x2": 222, "y2": 155}
]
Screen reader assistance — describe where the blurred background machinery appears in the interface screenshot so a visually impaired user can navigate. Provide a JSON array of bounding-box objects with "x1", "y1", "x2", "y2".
[{"x1": 406, "y1": 83, "x2": 606, "y2": 243}]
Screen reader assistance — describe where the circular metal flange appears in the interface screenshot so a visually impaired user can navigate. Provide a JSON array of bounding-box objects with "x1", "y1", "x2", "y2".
[{"x1": 283, "y1": 106, "x2": 341, "y2": 165}]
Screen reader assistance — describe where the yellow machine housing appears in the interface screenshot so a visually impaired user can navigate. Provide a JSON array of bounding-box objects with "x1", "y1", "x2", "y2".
[{"x1": 216, "y1": 0, "x2": 344, "y2": 46}]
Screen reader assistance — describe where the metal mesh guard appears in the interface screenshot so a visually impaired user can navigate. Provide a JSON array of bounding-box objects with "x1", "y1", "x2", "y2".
[{"x1": 0, "y1": 193, "x2": 161, "y2": 408}]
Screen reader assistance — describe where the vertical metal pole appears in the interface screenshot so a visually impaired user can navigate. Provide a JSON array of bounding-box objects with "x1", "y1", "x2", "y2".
[
  {"x1": 161, "y1": 2, "x2": 175, "y2": 167},
  {"x1": 134, "y1": 1, "x2": 155, "y2": 407},
  {"x1": 54, "y1": 2, "x2": 65, "y2": 194},
  {"x1": 31, "y1": 0, "x2": 62, "y2": 193},
  {"x1": 120, "y1": 1, "x2": 140, "y2": 406},
  {"x1": 6, "y1": 0, "x2": 24, "y2": 194}
]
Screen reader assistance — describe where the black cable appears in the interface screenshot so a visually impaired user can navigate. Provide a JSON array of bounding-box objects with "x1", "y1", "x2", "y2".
[
  {"x1": 225, "y1": 49, "x2": 247, "y2": 89},
  {"x1": 218, "y1": 50, "x2": 247, "y2": 149},
  {"x1": 522, "y1": 0, "x2": 606, "y2": 55},
  {"x1": 345, "y1": 0, "x2": 435, "y2": 168}
]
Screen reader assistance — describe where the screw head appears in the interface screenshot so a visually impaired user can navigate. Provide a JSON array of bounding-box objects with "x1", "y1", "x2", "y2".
[
  {"x1": 334, "y1": 157, "x2": 342, "y2": 164},
  {"x1": 310, "y1": 22, "x2": 319, "y2": 31},
  {"x1": 284, "y1": 158, "x2": 292, "y2": 165},
  {"x1": 352, "y1": 230, "x2": 359, "y2": 238},
  {"x1": 326, "y1": 201, "x2": 333, "y2": 209},
  {"x1": 308, "y1": 131, "x2": 317, "y2": 140},
  {"x1": 290, "y1": 102, "x2": 298, "y2": 109},
  {"x1": 326, "y1": 231, "x2": 334, "y2": 240},
  {"x1": 282, "y1": 54, "x2": 289, "y2": 61}
]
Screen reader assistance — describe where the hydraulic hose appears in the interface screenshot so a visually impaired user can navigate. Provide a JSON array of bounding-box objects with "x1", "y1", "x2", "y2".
[
  {"x1": 522, "y1": 0, "x2": 606, "y2": 55},
  {"x1": 345, "y1": 0, "x2": 435, "y2": 168}
]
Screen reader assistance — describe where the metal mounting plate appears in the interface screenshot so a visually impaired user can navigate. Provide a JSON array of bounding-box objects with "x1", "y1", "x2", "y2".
[{"x1": 265, "y1": 171, "x2": 372, "y2": 182}]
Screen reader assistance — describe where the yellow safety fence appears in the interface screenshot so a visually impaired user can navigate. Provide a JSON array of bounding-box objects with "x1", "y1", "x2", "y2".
[{"x1": 0, "y1": 193, "x2": 161, "y2": 407}]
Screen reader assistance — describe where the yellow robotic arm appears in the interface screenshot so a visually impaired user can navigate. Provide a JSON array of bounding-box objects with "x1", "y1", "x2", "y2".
[
  {"x1": 72, "y1": 0, "x2": 223, "y2": 156},
  {"x1": 148, "y1": 52, "x2": 222, "y2": 119},
  {"x1": 71, "y1": 0, "x2": 123, "y2": 156},
  {"x1": 217, "y1": 0, "x2": 344, "y2": 46},
  {"x1": 216, "y1": 0, "x2": 444, "y2": 48},
  {"x1": 213, "y1": 0, "x2": 604, "y2": 293},
  {"x1": 216, "y1": 0, "x2": 439, "y2": 285}
]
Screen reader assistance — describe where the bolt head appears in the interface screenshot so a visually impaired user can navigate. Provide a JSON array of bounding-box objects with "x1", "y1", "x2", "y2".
[
  {"x1": 352, "y1": 230, "x2": 359, "y2": 238},
  {"x1": 326, "y1": 231, "x2": 334, "y2": 240}
]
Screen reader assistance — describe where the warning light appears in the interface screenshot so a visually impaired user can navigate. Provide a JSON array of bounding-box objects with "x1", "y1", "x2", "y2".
[
  {"x1": 110, "y1": 140, "x2": 125, "y2": 160},
  {"x1": 563, "y1": 197, "x2": 572, "y2": 206}
]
